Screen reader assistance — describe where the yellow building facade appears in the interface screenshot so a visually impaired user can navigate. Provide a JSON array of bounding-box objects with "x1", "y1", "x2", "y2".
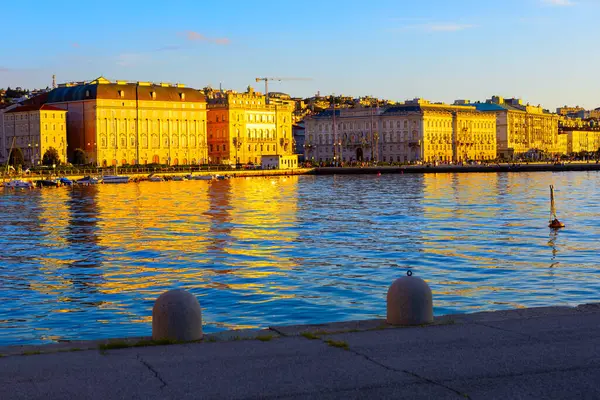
[
  {"x1": 304, "y1": 99, "x2": 496, "y2": 164},
  {"x1": 474, "y1": 97, "x2": 560, "y2": 159},
  {"x1": 381, "y1": 99, "x2": 497, "y2": 163},
  {"x1": 3, "y1": 104, "x2": 68, "y2": 165},
  {"x1": 45, "y1": 77, "x2": 208, "y2": 166},
  {"x1": 206, "y1": 87, "x2": 295, "y2": 165}
]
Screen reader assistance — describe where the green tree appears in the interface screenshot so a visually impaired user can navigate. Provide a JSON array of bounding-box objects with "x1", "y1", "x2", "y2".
[
  {"x1": 72, "y1": 148, "x2": 86, "y2": 165},
  {"x1": 8, "y1": 148, "x2": 24, "y2": 167},
  {"x1": 42, "y1": 147, "x2": 61, "y2": 166}
]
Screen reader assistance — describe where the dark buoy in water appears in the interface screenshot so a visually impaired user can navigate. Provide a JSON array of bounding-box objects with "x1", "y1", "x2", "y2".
[{"x1": 549, "y1": 185, "x2": 565, "y2": 229}]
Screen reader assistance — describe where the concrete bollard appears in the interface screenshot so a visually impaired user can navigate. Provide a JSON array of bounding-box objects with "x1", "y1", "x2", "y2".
[
  {"x1": 386, "y1": 273, "x2": 433, "y2": 326},
  {"x1": 152, "y1": 289, "x2": 203, "y2": 342}
]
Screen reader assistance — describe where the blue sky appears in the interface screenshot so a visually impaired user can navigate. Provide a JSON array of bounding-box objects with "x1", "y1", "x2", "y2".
[{"x1": 1, "y1": 0, "x2": 598, "y2": 110}]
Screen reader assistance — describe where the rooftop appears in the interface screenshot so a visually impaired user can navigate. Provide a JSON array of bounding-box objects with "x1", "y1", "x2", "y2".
[
  {"x1": 5, "y1": 104, "x2": 66, "y2": 113},
  {"x1": 47, "y1": 77, "x2": 205, "y2": 103}
]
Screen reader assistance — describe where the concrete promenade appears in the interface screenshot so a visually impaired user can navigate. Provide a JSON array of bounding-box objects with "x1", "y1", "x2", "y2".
[{"x1": 0, "y1": 303, "x2": 598, "y2": 399}]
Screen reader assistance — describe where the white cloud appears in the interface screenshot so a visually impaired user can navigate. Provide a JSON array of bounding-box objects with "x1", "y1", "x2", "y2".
[
  {"x1": 183, "y1": 31, "x2": 231, "y2": 45},
  {"x1": 424, "y1": 24, "x2": 475, "y2": 32},
  {"x1": 393, "y1": 22, "x2": 476, "y2": 33},
  {"x1": 541, "y1": 0, "x2": 575, "y2": 6}
]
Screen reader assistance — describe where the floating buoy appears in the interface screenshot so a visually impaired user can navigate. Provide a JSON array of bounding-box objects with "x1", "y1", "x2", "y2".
[
  {"x1": 549, "y1": 185, "x2": 565, "y2": 229},
  {"x1": 377, "y1": 171, "x2": 381, "y2": 176}
]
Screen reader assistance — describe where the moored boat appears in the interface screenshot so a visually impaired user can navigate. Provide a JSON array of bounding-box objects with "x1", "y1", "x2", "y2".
[
  {"x1": 148, "y1": 175, "x2": 164, "y2": 182},
  {"x1": 188, "y1": 174, "x2": 213, "y2": 181},
  {"x1": 36, "y1": 179, "x2": 60, "y2": 188},
  {"x1": 102, "y1": 175, "x2": 130, "y2": 184},
  {"x1": 171, "y1": 175, "x2": 187, "y2": 181},
  {"x1": 59, "y1": 177, "x2": 73, "y2": 186},
  {"x1": 76, "y1": 176, "x2": 100, "y2": 185},
  {"x1": 4, "y1": 180, "x2": 34, "y2": 189}
]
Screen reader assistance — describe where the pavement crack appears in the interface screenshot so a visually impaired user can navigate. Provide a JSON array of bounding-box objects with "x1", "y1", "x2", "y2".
[
  {"x1": 345, "y1": 346, "x2": 471, "y2": 399},
  {"x1": 137, "y1": 354, "x2": 167, "y2": 389},
  {"x1": 472, "y1": 321, "x2": 537, "y2": 341},
  {"x1": 268, "y1": 327, "x2": 288, "y2": 337}
]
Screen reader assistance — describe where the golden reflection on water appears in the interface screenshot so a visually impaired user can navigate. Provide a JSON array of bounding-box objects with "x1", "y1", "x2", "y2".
[
  {"x1": 3, "y1": 171, "x2": 600, "y2": 345},
  {"x1": 86, "y1": 177, "x2": 299, "y2": 299}
]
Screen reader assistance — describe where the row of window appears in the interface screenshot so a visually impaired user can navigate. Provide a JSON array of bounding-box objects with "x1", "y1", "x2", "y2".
[
  {"x1": 209, "y1": 144, "x2": 275, "y2": 153},
  {"x1": 6, "y1": 113, "x2": 65, "y2": 120},
  {"x1": 98, "y1": 134, "x2": 206, "y2": 149},
  {"x1": 99, "y1": 119, "x2": 203, "y2": 135},
  {"x1": 6, "y1": 136, "x2": 63, "y2": 146}
]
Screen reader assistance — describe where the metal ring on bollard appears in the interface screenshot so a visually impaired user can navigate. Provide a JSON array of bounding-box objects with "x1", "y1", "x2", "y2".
[{"x1": 407, "y1": 270, "x2": 413, "y2": 277}]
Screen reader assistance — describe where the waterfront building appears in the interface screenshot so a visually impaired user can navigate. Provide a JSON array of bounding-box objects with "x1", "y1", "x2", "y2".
[
  {"x1": 559, "y1": 118, "x2": 600, "y2": 154},
  {"x1": 2, "y1": 104, "x2": 67, "y2": 165},
  {"x1": 303, "y1": 106, "x2": 382, "y2": 163},
  {"x1": 44, "y1": 77, "x2": 208, "y2": 166},
  {"x1": 206, "y1": 86, "x2": 296, "y2": 165},
  {"x1": 472, "y1": 96, "x2": 560, "y2": 160},
  {"x1": 304, "y1": 99, "x2": 496, "y2": 164},
  {"x1": 0, "y1": 103, "x2": 19, "y2": 162},
  {"x1": 261, "y1": 155, "x2": 299, "y2": 170},
  {"x1": 382, "y1": 99, "x2": 497, "y2": 163},
  {"x1": 292, "y1": 122, "x2": 305, "y2": 162}
]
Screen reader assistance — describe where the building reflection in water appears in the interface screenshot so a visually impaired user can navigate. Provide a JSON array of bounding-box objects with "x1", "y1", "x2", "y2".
[
  {"x1": 84, "y1": 178, "x2": 300, "y2": 331},
  {"x1": 204, "y1": 179, "x2": 233, "y2": 255}
]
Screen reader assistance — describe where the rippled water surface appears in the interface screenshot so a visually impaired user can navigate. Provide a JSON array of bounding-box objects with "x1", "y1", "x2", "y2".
[{"x1": 1, "y1": 172, "x2": 599, "y2": 345}]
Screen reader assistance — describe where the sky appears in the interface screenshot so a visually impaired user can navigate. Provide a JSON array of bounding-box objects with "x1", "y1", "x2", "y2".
[{"x1": 1, "y1": 0, "x2": 599, "y2": 110}]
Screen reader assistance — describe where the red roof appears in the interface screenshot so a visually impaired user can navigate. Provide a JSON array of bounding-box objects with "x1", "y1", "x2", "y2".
[{"x1": 5, "y1": 104, "x2": 66, "y2": 114}]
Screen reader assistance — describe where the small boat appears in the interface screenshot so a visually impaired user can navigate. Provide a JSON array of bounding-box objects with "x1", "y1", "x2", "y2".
[
  {"x1": 214, "y1": 175, "x2": 228, "y2": 180},
  {"x1": 76, "y1": 176, "x2": 100, "y2": 185},
  {"x1": 148, "y1": 175, "x2": 164, "y2": 182},
  {"x1": 171, "y1": 175, "x2": 187, "y2": 181},
  {"x1": 36, "y1": 179, "x2": 60, "y2": 188},
  {"x1": 187, "y1": 174, "x2": 213, "y2": 181},
  {"x1": 59, "y1": 177, "x2": 73, "y2": 186},
  {"x1": 102, "y1": 175, "x2": 130, "y2": 184},
  {"x1": 4, "y1": 180, "x2": 34, "y2": 189}
]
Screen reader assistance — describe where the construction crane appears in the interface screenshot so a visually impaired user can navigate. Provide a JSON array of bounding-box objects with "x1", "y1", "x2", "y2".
[{"x1": 255, "y1": 77, "x2": 312, "y2": 103}]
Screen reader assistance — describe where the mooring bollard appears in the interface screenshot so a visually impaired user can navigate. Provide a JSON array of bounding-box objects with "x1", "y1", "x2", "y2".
[
  {"x1": 386, "y1": 271, "x2": 433, "y2": 326},
  {"x1": 152, "y1": 289, "x2": 203, "y2": 341}
]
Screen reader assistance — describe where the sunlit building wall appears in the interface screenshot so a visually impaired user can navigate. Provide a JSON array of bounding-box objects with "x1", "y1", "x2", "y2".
[
  {"x1": 206, "y1": 87, "x2": 295, "y2": 165},
  {"x1": 473, "y1": 97, "x2": 560, "y2": 159},
  {"x1": 304, "y1": 106, "x2": 382, "y2": 163},
  {"x1": 3, "y1": 104, "x2": 68, "y2": 165},
  {"x1": 44, "y1": 77, "x2": 208, "y2": 166},
  {"x1": 384, "y1": 99, "x2": 497, "y2": 163}
]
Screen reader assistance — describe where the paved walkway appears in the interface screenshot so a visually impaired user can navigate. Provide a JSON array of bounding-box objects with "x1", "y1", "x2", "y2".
[{"x1": 1, "y1": 303, "x2": 599, "y2": 399}]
